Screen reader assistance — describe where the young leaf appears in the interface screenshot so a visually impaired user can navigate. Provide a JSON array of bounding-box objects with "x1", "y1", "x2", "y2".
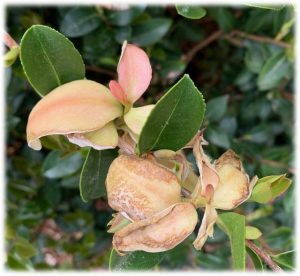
[
  {"x1": 60, "y1": 7, "x2": 102, "y2": 37},
  {"x1": 176, "y1": 5, "x2": 207, "y2": 20},
  {"x1": 217, "y1": 212, "x2": 246, "y2": 270},
  {"x1": 4, "y1": 46, "x2": 19, "y2": 67},
  {"x1": 249, "y1": 174, "x2": 292, "y2": 204},
  {"x1": 79, "y1": 148, "x2": 118, "y2": 202},
  {"x1": 132, "y1": 18, "x2": 172, "y2": 46},
  {"x1": 109, "y1": 249, "x2": 165, "y2": 271},
  {"x1": 257, "y1": 52, "x2": 290, "y2": 91},
  {"x1": 138, "y1": 74, "x2": 205, "y2": 154},
  {"x1": 20, "y1": 25, "x2": 85, "y2": 96},
  {"x1": 42, "y1": 150, "x2": 83, "y2": 179},
  {"x1": 246, "y1": 246, "x2": 264, "y2": 271},
  {"x1": 245, "y1": 226, "x2": 262, "y2": 240},
  {"x1": 271, "y1": 250, "x2": 295, "y2": 270}
]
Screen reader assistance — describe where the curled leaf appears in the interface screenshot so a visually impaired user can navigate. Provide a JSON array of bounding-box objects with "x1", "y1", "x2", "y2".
[
  {"x1": 26, "y1": 80, "x2": 123, "y2": 150},
  {"x1": 211, "y1": 150, "x2": 257, "y2": 209},
  {"x1": 193, "y1": 204, "x2": 217, "y2": 250},
  {"x1": 113, "y1": 203, "x2": 198, "y2": 253},
  {"x1": 110, "y1": 41, "x2": 152, "y2": 104},
  {"x1": 106, "y1": 154, "x2": 181, "y2": 220}
]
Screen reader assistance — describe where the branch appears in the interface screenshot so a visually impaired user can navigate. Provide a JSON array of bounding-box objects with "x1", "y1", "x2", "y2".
[
  {"x1": 246, "y1": 240, "x2": 283, "y2": 272},
  {"x1": 228, "y1": 30, "x2": 291, "y2": 49},
  {"x1": 3, "y1": 30, "x2": 18, "y2": 49},
  {"x1": 183, "y1": 30, "x2": 224, "y2": 63}
]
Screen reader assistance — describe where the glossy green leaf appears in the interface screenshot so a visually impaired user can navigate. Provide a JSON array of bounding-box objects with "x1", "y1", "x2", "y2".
[
  {"x1": 246, "y1": 246, "x2": 263, "y2": 271},
  {"x1": 132, "y1": 18, "x2": 172, "y2": 46},
  {"x1": 138, "y1": 74, "x2": 205, "y2": 154},
  {"x1": 60, "y1": 7, "x2": 101, "y2": 37},
  {"x1": 20, "y1": 25, "x2": 85, "y2": 96},
  {"x1": 217, "y1": 212, "x2": 246, "y2": 270},
  {"x1": 109, "y1": 249, "x2": 165, "y2": 271},
  {"x1": 250, "y1": 174, "x2": 292, "y2": 204},
  {"x1": 108, "y1": 6, "x2": 145, "y2": 26},
  {"x1": 257, "y1": 52, "x2": 290, "y2": 91},
  {"x1": 4, "y1": 46, "x2": 19, "y2": 67},
  {"x1": 79, "y1": 148, "x2": 118, "y2": 202},
  {"x1": 42, "y1": 150, "x2": 83, "y2": 179},
  {"x1": 176, "y1": 5, "x2": 206, "y2": 19},
  {"x1": 205, "y1": 95, "x2": 228, "y2": 122},
  {"x1": 271, "y1": 250, "x2": 295, "y2": 270},
  {"x1": 245, "y1": 226, "x2": 262, "y2": 240}
]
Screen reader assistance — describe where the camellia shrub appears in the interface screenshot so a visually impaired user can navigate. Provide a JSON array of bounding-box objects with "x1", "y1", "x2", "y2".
[{"x1": 5, "y1": 5, "x2": 294, "y2": 271}]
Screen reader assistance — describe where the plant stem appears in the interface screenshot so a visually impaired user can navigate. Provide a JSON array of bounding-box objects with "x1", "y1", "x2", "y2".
[
  {"x1": 246, "y1": 240, "x2": 283, "y2": 272},
  {"x1": 228, "y1": 30, "x2": 291, "y2": 49},
  {"x1": 183, "y1": 30, "x2": 224, "y2": 63}
]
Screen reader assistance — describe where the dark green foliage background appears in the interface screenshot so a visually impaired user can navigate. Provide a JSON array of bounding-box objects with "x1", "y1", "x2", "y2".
[{"x1": 5, "y1": 5, "x2": 294, "y2": 270}]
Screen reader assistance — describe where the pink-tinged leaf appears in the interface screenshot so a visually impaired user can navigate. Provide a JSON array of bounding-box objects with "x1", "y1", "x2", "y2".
[
  {"x1": 117, "y1": 42, "x2": 152, "y2": 103},
  {"x1": 109, "y1": 80, "x2": 129, "y2": 105},
  {"x1": 27, "y1": 80, "x2": 123, "y2": 150}
]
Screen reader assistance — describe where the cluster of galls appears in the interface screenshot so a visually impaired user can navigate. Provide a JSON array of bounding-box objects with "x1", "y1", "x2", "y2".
[{"x1": 106, "y1": 133, "x2": 257, "y2": 254}]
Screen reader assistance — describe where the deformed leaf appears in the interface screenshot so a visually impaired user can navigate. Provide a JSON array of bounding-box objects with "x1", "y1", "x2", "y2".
[
  {"x1": 109, "y1": 249, "x2": 165, "y2": 271},
  {"x1": 138, "y1": 74, "x2": 205, "y2": 154},
  {"x1": 20, "y1": 25, "x2": 85, "y2": 96},
  {"x1": 79, "y1": 148, "x2": 118, "y2": 202},
  {"x1": 217, "y1": 212, "x2": 246, "y2": 270}
]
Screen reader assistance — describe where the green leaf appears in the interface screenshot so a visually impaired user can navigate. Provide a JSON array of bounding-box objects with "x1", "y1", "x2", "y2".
[
  {"x1": 176, "y1": 5, "x2": 207, "y2": 19},
  {"x1": 20, "y1": 25, "x2": 85, "y2": 96},
  {"x1": 246, "y1": 246, "x2": 263, "y2": 271},
  {"x1": 108, "y1": 6, "x2": 146, "y2": 26},
  {"x1": 60, "y1": 7, "x2": 101, "y2": 37},
  {"x1": 42, "y1": 150, "x2": 83, "y2": 179},
  {"x1": 250, "y1": 174, "x2": 292, "y2": 204},
  {"x1": 209, "y1": 8, "x2": 236, "y2": 32},
  {"x1": 4, "y1": 46, "x2": 19, "y2": 67},
  {"x1": 205, "y1": 126, "x2": 231, "y2": 149},
  {"x1": 109, "y1": 249, "x2": 165, "y2": 271},
  {"x1": 79, "y1": 148, "x2": 118, "y2": 202},
  {"x1": 205, "y1": 95, "x2": 228, "y2": 122},
  {"x1": 15, "y1": 237, "x2": 37, "y2": 259},
  {"x1": 271, "y1": 250, "x2": 295, "y2": 270},
  {"x1": 138, "y1": 74, "x2": 205, "y2": 154},
  {"x1": 245, "y1": 226, "x2": 262, "y2": 240},
  {"x1": 132, "y1": 18, "x2": 172, "y2": 46},
  {"x1": 244, "y1": 42, "x2": 269, "y2": 73},
  {"x1": 217, "y1": 212, "x2": 246, "y2": 270},
  {"x1": 257, "y1": 52, "x2": 290, "y2": 91}
]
